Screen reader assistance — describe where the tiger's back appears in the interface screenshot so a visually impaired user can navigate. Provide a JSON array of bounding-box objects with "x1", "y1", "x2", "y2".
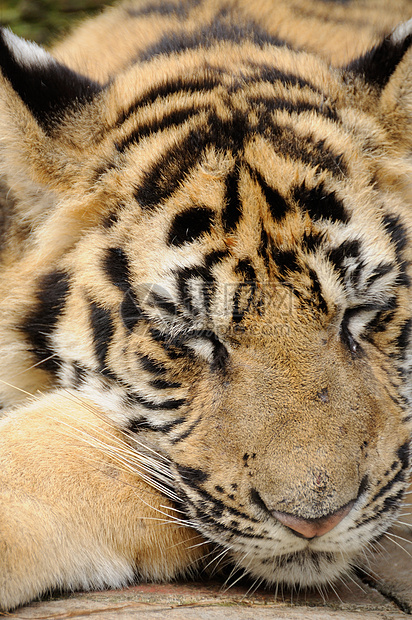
[{"x1": 0, "y1": 0, "x2": 411, "y2": 611}]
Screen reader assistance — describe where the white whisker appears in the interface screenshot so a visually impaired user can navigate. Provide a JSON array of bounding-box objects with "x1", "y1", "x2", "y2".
[
  {"x1": 0, "y1": 378, "x2": 38, "y2": 397},
  {"x1": 204, "y1": 546, "x2": 230, "y2": 575},
  {"x1": 8, "y1": 353, "x2": 58, "y2": 377},
  {"x1": 383, "y1": 533, "x2": 412, "y2": 557}
]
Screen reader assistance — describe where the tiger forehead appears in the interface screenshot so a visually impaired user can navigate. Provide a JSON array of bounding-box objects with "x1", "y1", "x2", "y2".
[
  {"x1": 102, "y1": 87, "x2": 350, "y2": 227},
  {"x1": 106, "y1": 116, "x2": 365, "y2": 256},
  {"x1": 100, "y1": 81, "x2": 391, "y2": 268},
  {"x1": 97, "y1": 43, "x2": 346, "y2": 166},
  {"x1": 106, "y1": 41, "x2": 342, "y2": 120},
  {"x1": 92, "y1": 54, "x2": 375, "y2": 241},
  {"x1": 98, "y1": 151, "x2": 392, "y2": 308},
  {"x1": 112, "y1": 82, "x2": 340, "y2": 157}
]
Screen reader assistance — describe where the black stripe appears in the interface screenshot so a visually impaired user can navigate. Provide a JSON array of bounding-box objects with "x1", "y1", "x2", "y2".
[
  {"x1": 232, "y1": 285, "x2": 246, "y2": 324},
  {"x1": 174, "y1": 249, "x2": 229, "y2": 315},
  {"x1": 180, "y1": 480, "x2": 260, "y2": 523},
  {"x1": 203, "y1": 249, "x2": 230, "y2": 311},
  {"x1": 133, "y1": 108, "x2": 245, "y2": 213},
  {"x1": 115, "y1": 106, "x2": 204, "y2": 152},
  {"x1": 89, "y1": 301, "x2": 115, "y2": 369},
  {"x1": 116, "y1": 64, "x2": 323, "y2": 131},
  {"x1": 266, "y1": 126, "x2": 347, "y2": 177},
  {"x1": 340, "y1": 309, "x2": 364, "y2": 356},
  {"x1": 232, "y1": 260, "x2": 257, "y2": 324},
  {"x1": 364, "y1": 297, "x2": 398, "y2": 337},
  {"x1": 308, "y1": 268, "x2": 328, "y2": 314},
  {"x1": 167, "y1": 206, "x2": 214, "y2": 246},
  {"x1": 380, "y1": 489, "x2": 405, "y2": 516},
  {"x1": 258, "y1": 225, "x2": 271, "y2": 269},
  {"x1": 139, "y1": 354, "x2": 167, "y2": 375},
  {"x1": 235, "y1": 259, "x2": 256, "y2": 282},
  {"x1": 139, "y1": 16, "x2": 287, "y2": 62},
  {"x1": 206, "y1": 109, "x2": 246, "y2": 153},
  {"x1": 382, "y1": 213, "x2": 408, "y2": 255},
  {"x1": 176, "y1": 464, "x2": 209, "y2": 484},
  {"x1": 397, "y1": 442, "x2": 410, "y2": 471},
  {"x1": 397, "y1": 318, "x2": 412, "y2": 357},
  {"x1": 273, "y1": 249, "x2": 299, "y2": 276},
  {"x1": 150, "y1": 378, "x2": 182, "y2": 389},
  {"x1": 350, "y1": 259, "x2": 367, "y2": 289},
  {"x1": 120, "y1": 290, "x2": 144, "y2": 332},
  {"x1": 150, "y1": 291, "x2": 179, "y2": 316},
  {"x1": 100, "y1": 366, "x2": 118, "y2": 381},
  {"x1": 116, "y1": 75, "x2": 219, "y2": 125},
  {"x1": 127, "y1": 418, "x2": 156, "y2": 433},
  {"x1": 253, "y1": 169, "x2": 289, "y2": 222},
  {"x1": 102, "y1": 211, "x2": 120, "y2": 229},
  {"x1": 222, "y1": 164, "x2": 242, "y2": 231},
  {"x1": 149, "y1": 327, "x2": 191, "y2": 359},
  {"x1": 186, "y1": 328, "x2": 229, "y2": 370},
  {"x1": 190, "y1": 503, "x2": 263, "y2": 538},
  {"x1": 93, "y1": 160, "x2": 117, "y2": 183},
  {"x1": 327, "y1": 239, "x2": 361, "y2": 276},
  {"x1": 396, "y1": 260, "x2": 410, "y2": 287},
  {"x1": 365, "y1": 262, "x2": 394, "y2": 286},
  {"x1": 204, "y1": 249, "x2": 230, "y2": 269},
  {"x1": 342, "y1": 303, "x2": 382, "y2": 323},
  {"x1": 247, "y1": 64, "x2": 324, "y2": 93},
  {"x1": 134, "y1": 127, "x2": 207, "y2": 209},
  {"x1": 104, "y1": 247, "x2": 132, "y2": 292},
  {"x1": 293, "y1": 182, "x2": 349, "y2": 223},
  {"x1": 128, "y1": 415, "x2": 186, "y2": 433},
  {"x1": 71, "y1": 362, "x2": 88, "y2": 387},
  {"x1": 20, "y1": 270, "x2": 70, "y2": 374},
  {"x1": 382, "y1": 383, "x2": 409, "y2": 411},
  {"x1": 171, "y1": 414, "x2": 202, "y2": 443},
  {"x1": 175, "y1": 268, "x2": 199, "y2": 316},
  {"x1": 370, "y1": 469, "x2": 406, "y2": 503},
  {"x1": 248, "y1": 95, "x2": 338, "y2": 122},
  {"x1": 126, "y1": 391, "x2": 186, "y2": 410},
  {"x1": 301, "y1": 230, "x2": 325, "y2": 252}
]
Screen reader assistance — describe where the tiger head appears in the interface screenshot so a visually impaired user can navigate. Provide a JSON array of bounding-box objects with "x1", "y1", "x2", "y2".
[{"x1": 0, "y1": 11, "x2": 411, "y2": 588}]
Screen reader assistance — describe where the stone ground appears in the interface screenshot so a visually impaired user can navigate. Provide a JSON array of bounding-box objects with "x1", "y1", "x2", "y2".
[{"x1": 3, "y1": 520, "x2": 411, "y2": 620}]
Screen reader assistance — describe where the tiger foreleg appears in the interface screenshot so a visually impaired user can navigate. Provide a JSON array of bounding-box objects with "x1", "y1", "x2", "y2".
[{"x1": 0, "y1": 391, "x2": 206, "y2": 610}]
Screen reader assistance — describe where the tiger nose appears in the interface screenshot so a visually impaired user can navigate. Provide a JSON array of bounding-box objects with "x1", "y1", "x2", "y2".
[{"x1": 272, "y1": 500, "x2": 355, "y2": 539}]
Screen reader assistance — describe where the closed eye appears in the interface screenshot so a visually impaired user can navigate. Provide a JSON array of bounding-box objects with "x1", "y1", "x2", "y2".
[
  {"x1": 340, "y1": 305, "x2": 379, "y2": 356},
  {"x1": 340, "y1": 299, "x2": 396, "y2": 355}
]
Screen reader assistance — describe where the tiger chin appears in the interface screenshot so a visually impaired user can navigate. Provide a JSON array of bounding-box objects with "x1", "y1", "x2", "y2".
[{"x1": 0, "y1": 0, "x2": 411, "y2": 611}]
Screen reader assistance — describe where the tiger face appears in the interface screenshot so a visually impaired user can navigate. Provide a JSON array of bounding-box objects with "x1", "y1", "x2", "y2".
[{"x1": 0, "y1": 0, "x2": 411, "y2": 600}]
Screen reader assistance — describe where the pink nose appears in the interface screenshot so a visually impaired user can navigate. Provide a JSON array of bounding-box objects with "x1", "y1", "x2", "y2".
[{"x1": 272, "y1": 501, "x2": 355, "y2": 539}]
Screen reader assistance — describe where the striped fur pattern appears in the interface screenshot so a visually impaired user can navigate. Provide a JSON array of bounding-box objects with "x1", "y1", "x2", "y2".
[{"x1": 0, "y1": 0, "x2": 411, "y2": 610}]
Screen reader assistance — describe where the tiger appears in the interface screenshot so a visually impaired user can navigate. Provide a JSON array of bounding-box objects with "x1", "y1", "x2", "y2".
[{"x1": 0, "y1": 0, "x2": 411, "y2": 612}]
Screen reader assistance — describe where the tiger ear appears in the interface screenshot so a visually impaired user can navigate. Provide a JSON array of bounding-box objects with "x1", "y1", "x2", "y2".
[
  {"x1": 0, "y1": 28, "x2": 102, "y2": 219},
  {"x1": 346, "y1": 18, "x2": 412, "y2": 149},
  {"x1": 0, "y1": 28, "x2": 101, "y2": 132}
]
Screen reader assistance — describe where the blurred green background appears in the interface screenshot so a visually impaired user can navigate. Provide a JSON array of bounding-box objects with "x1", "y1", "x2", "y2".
[{"x1": 0, "y1": 0, "x2": 115, "y2": 46}]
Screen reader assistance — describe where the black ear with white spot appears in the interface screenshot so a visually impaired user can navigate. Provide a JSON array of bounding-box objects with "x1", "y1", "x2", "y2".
[
  {"x1": 0, "y1": 27, "x2": 102, "y2": 131},
  {"x1": 346, "y1": 18, "x2": 412, "y2": 89}
]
